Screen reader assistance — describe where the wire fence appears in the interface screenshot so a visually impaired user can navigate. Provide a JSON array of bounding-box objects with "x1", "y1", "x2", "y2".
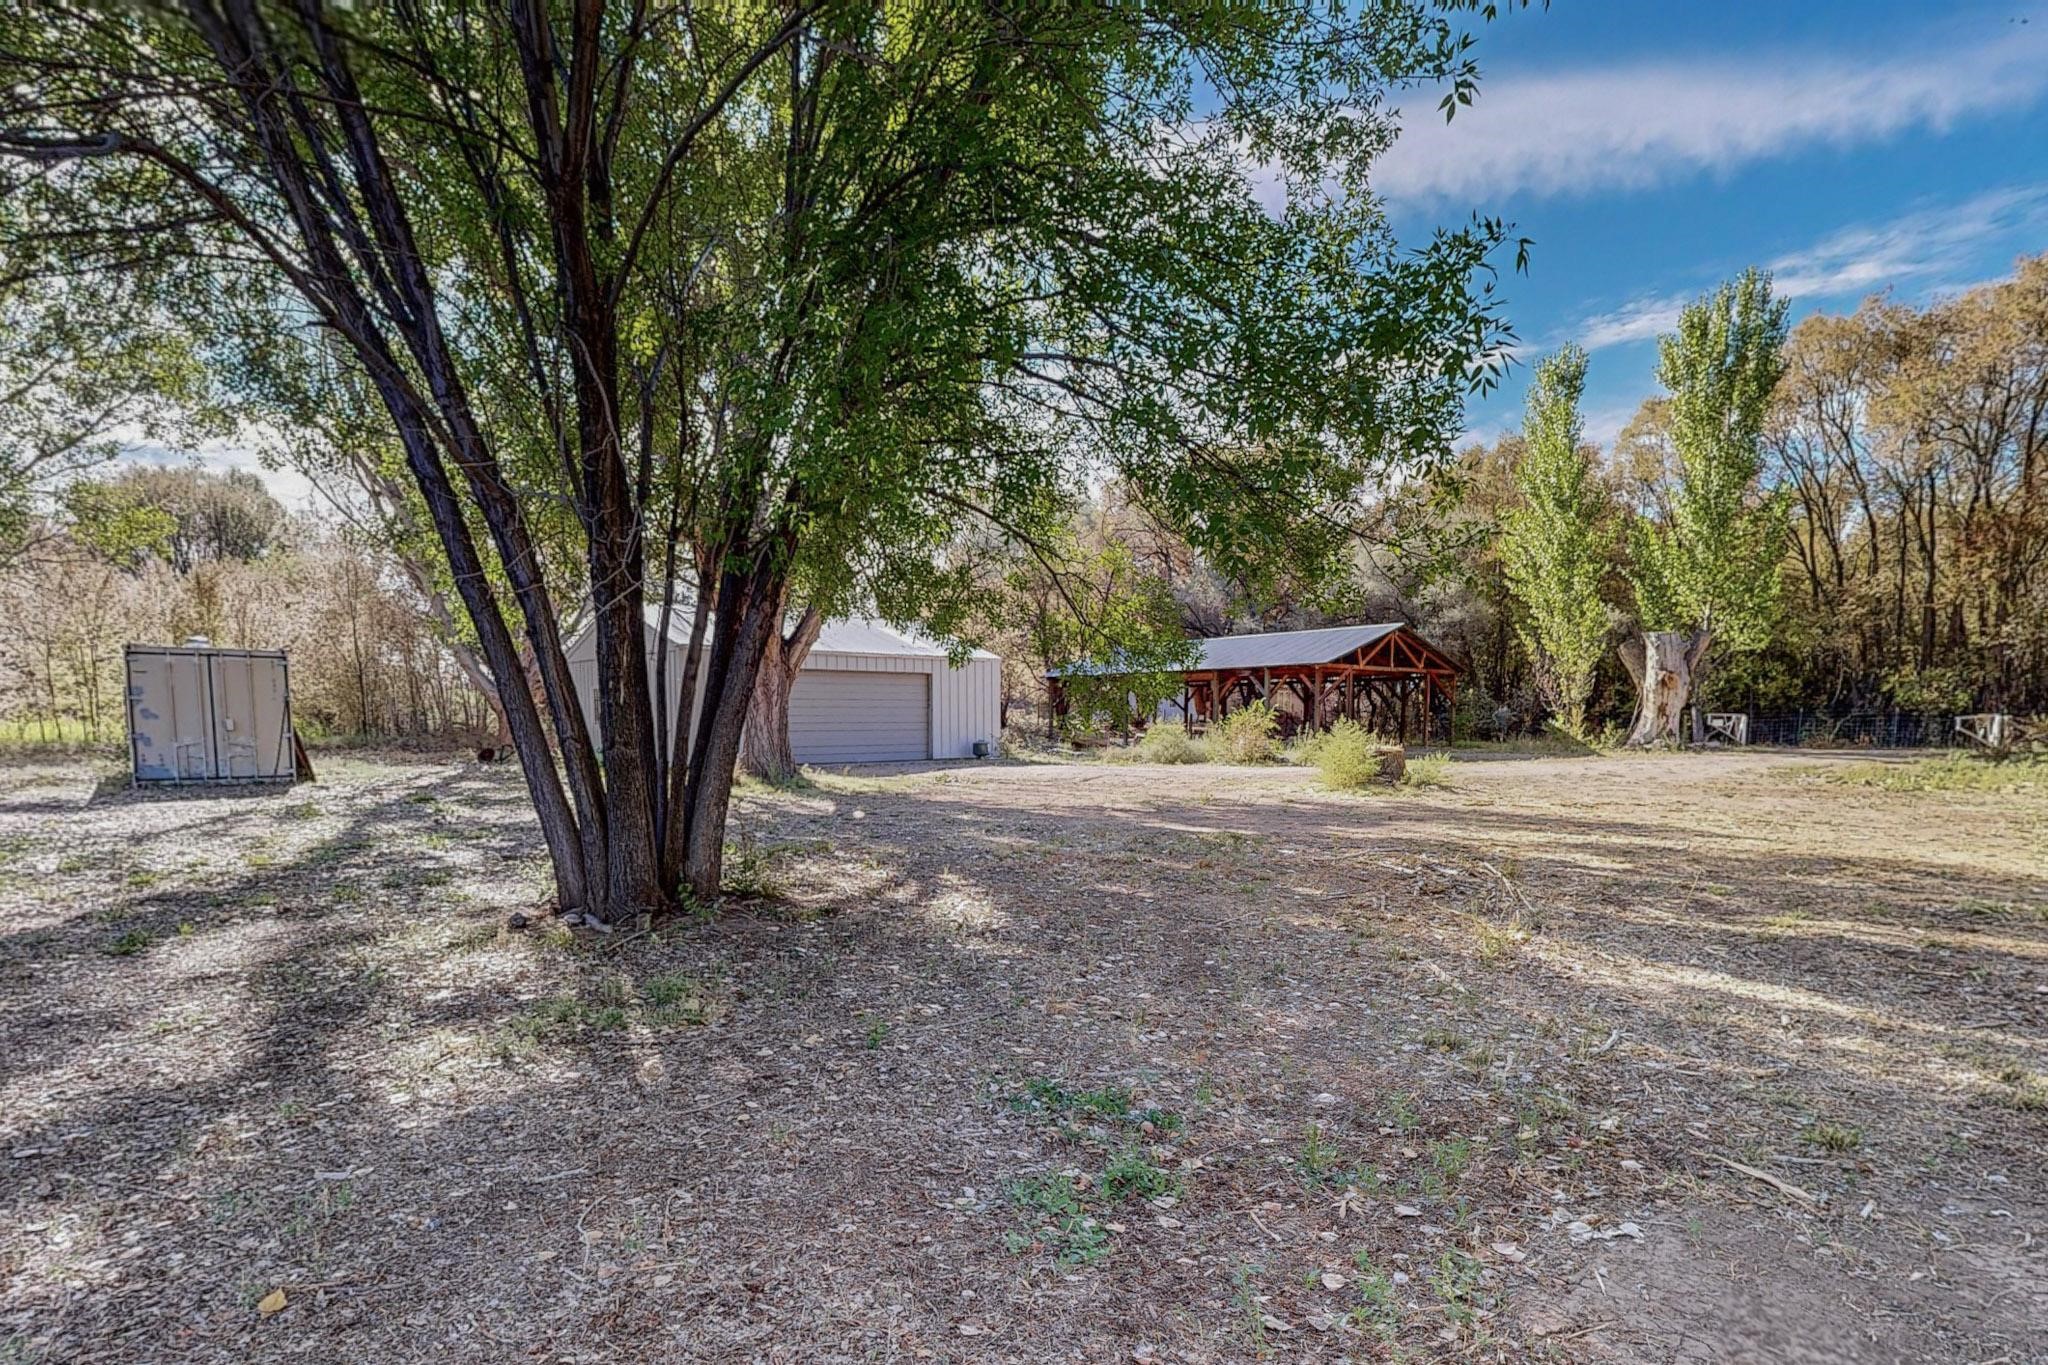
[{"x1": 1742, "y1": 711, "x2": 1961, "y2": 749}]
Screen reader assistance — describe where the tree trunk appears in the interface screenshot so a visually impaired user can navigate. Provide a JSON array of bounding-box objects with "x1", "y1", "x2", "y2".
[
  {"x1": 1620, "y1": 630, "x2": 1709, "y2": 747},
  {"x1": 739, "y1": 601, "x2": 824, "y2": 782},
  {"x1": 674, "y1": 555, "x2": 789, "y2": 900}
]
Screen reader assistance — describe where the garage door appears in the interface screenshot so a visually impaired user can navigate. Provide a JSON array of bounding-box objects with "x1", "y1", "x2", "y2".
[{"x1": 789, "y1": 669, "x2": 930, "y2": 764}]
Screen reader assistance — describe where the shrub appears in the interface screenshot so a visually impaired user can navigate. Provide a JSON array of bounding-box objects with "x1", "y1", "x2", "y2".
[
  {"x1": 1401, "y1": 752, "x2": 1454, "y2": 790},
  {"x1": 1136, "y1": 726, "x2": 1209, "y2": 764},
  {"x1": 1213, "y1": 700, "x2": 1278, "y2": 764},
  {"x1": 1285, "y1": 729, "x2": 1329, "y2": 765},
  {"x1": 1315, "y1": 719, "x2": 1404, "y2": 790}
]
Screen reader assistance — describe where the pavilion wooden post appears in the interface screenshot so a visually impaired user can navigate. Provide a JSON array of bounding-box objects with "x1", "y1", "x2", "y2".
[{"x1": 1423, "y1": 674, "x2": 1434, "y2": 745}]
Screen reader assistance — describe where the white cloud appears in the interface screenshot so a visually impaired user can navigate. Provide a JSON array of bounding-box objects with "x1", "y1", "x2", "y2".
[
  {"x1": 1581, "y1": 399, "x2": 1648, "y2": 449},
  {"x1": 1576, "y1": 293, "x2": 1689, "y2": 351},
  {"x1": 1375, "y1": 29, "x2": 2048, "y2": 205},
  {"x1": 1566, "y1": 182, "x2": 2048, "y2": 353},
  {"x1": 1765, "y1": 183, "x2": 2048, "y2": 297}
]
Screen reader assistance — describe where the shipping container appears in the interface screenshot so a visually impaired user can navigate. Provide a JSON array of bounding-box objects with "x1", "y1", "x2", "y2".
[{"x1": 125, "y1": 640, "x2": 296, "y2": 784}]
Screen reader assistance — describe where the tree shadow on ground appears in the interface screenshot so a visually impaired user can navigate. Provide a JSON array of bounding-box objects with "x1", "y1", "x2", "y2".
[{"x1": 2, "y1": 756, "x2": 2042, "y2": 1364}]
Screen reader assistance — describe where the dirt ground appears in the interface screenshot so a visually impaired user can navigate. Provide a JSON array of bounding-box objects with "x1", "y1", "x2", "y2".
[{"x1": 1, "y1": 747, "x2": 2044, "y2": 1364}]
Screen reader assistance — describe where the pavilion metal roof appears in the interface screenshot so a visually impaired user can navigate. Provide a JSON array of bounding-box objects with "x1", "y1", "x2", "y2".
[
  {"x1": 1190, "y1": 623, "x2": 1403, "y2": 670},
  {"x1": 1046, "y1": 623, "x2": 1434, "y2": 678}
]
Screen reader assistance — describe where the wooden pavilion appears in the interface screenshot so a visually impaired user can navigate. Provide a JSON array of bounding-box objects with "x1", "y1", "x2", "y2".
[{"x1": 1052, "y1": 623, "x2": 1463, "y2": 744}]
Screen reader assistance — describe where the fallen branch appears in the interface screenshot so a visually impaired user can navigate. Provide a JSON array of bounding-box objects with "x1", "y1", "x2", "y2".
[
  {"x1": 1244, "y1": 1208, "x2": 1284, "y2": 1243},
  {"x1": 1702, "y1": 1152, "x2": 1818, "y2": 1205},
  {"x1": 1472, "y1": 856, "x2": 1540, "y2": 923}
]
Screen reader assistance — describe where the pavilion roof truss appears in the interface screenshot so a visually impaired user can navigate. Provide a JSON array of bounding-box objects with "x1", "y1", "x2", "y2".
[{"x1": 1176, "y1": 626, "x2": 1460, "y2": 743}]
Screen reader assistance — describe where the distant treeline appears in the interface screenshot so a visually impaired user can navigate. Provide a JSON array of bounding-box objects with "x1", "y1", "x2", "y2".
[{"x1": 0, "y1": 466, "x2": 495, "y2": 748}]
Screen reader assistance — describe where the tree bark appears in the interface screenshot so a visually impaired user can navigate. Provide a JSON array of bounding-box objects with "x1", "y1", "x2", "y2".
[
  {"x1": 1621, "y1": 630, "x2": 1709, "y2": 747},
  {"x1": 739, "y1": 601, "x2": 824, "y2": 782},
  {"x1": 675, "y1": 553, "x2": 788, "y2": 899}
]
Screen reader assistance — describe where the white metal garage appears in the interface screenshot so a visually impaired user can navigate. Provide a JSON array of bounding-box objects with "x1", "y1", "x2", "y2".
[
  {"x1": 790, "y1": 669, "x2": 929, "y2": 763},
  {"x1": 564, "y1": 607, "x2": 1000, "y2": 765}
]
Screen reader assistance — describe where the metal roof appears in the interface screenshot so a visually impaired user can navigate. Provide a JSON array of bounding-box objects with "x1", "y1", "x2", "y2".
[
  {"x1": 640, "y1": 601, "x2": 700, "y2": 645},
  {"x1": 570, "y1": 603, "x2": 996, "y2": 661},
  {"x1": 1045, "y1": 623, "x2": 1430, "y2": 678},
  {"x1": 1190, "y1": 623, "x2": 1403, "y2": 670},
  {"x1": 812, "y1": 617, "x2": 997, "y2": 660}
]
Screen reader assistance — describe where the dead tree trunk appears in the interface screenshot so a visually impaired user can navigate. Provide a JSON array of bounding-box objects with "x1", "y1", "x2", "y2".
[
  {"x1": 739, "y1": 601, "x2": 824, "y2": 782},
  {"x1": 1620, "y1": 630, "x2": 1710, "y2": 747}
]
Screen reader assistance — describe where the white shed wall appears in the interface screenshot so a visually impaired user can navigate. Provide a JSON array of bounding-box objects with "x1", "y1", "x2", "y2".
[
  {"x1": 802, "y1": 649, "x2": 1000, "y2": 760},
  {"x1": 566, "y1": 630, "x2": 704, "y2": 755},
  {"x1": 564, "y1": 618, "x2": 1001, "y2": 764}
]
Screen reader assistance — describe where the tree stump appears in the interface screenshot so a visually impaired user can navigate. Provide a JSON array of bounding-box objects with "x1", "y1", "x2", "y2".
[{"x1": 1374, "y1": 744, "x2": 1406, "y2": 784}]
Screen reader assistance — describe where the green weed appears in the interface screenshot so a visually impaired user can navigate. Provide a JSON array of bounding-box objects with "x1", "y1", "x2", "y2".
[
  {"x1": 1099, "y1": 1146, "x2": 1180, "y2": 1203},
  {"x1": 1005, "y1": 1174, "x2": 1110, "y2": 1267},
  {"x1": 1822, "y1": 754, "x2": 2044, "y2": 795},
  {"x1": 1802, "y1": 1120, "x2": 1863, "y2": 1153},
  {"x1": 1381, "y1": 1091, "x2": 1421, "y2": 1132},
  {"x1": 1313, "y1": 720, "x2": 1404, "y2": 790},
  {"x1": 1401, "y1": 752, "x2": 1455, "y2": 790},
  {"x1": 106, "y1": 928, "x2": 155, "y2": 956}
]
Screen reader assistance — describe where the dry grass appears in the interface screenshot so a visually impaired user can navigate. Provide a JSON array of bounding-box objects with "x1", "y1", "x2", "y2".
[
  {"x1": 0, "y1": 748, "x2": 2042, "y2": 1363},
  {"x1": 1817, "y1": 751, "x2": 2046, "y2": 794}
]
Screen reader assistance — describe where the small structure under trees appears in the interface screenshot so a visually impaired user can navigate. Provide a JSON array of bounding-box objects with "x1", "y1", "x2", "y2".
[
  {"x1": 565, "y1": 609, "x2": 1000, "y2": 767},
  {"x1": 1050, "y1": 624, "x2": 1462, "y2": 744}
]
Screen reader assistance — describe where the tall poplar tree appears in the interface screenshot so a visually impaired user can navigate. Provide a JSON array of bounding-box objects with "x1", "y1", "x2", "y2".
[
  {"x1": 1624, "y1": 269, "x2": 1790, "y2": 744},
  {"x1": 1500, "y1": 345, "x2": 1609, "y2": 737}
]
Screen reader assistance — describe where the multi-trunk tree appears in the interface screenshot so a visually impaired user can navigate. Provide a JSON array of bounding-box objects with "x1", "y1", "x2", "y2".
[{"x1": 2, "y1": 1, "x2": 1522, "y2": 921}]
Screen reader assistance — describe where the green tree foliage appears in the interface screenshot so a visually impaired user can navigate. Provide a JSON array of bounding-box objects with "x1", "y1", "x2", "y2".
[
  {"x1": 62, "y1": 479, "x2": 177, "y2": 566},
  {"x1": 1, "y1": 1, "x2": 1525, "y2": 917},
  {"x1": 1500, "y1": 346, "x2": 1609, "y2": 735},
  {"x1": 1630, "y1": 269, "x2": 1791, "y2": 658},
  {"x1": 0, "y1": 274, "x2": 218, "y2": 566},
  {"x1": 1027, "y1": 542, "x2": 1194, "y2": 737},
  {"x1": 67, "y1": 466, "x2": 285, "y2": 572}
]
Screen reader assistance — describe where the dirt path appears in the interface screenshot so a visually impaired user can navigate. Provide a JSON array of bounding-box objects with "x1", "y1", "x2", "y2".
[{"x1": 1, "y1": 750, "x2": 2043, "y2": 1362}]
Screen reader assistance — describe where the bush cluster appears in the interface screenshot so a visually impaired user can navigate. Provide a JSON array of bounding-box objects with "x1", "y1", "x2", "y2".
[
  {"x1": 1213, "y1": 700, "x2": 1278, "y2": 764},
  {"x1": 1135, "y1": 726, "x2": 1209, "y2": 764},
  {"x1": 1314, "y1": 719, "x2": 1405, "y2": 790}
]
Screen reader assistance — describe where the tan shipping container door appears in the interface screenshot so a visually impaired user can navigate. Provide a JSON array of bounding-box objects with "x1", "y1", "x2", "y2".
[{"x1": 126, "y1": 645, "x2": 294, "y2": 783}]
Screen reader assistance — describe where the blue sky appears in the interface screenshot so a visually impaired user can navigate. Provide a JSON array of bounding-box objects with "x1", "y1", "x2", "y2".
[{"x1": 1383, "y1": 0, "x2": 2048, "y2": 445}]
